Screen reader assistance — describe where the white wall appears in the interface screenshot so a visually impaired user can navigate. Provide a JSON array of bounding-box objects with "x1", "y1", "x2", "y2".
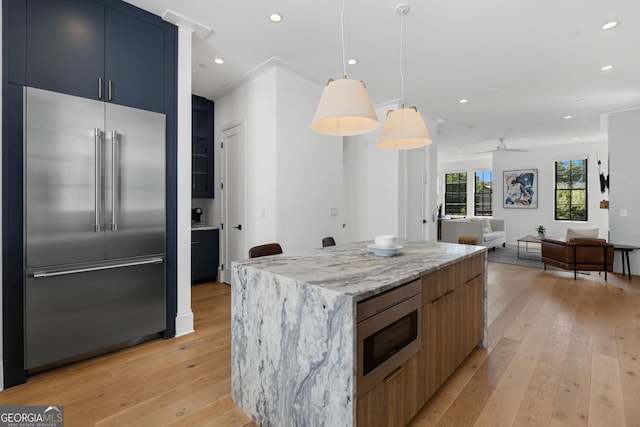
[
  {"x1": 214, "y1": 65, "x2": 344, "y2": 253},
  {"x1": 438, "y1": 157, "x2": 493, "y2": 217},
  {"x1": 275, "y1": 67, "x2": 344, "y2": 251},
  {"x1": 344, "y1": 103, "x2": 439, "y2": 243},
  {"x1": 608, "y1": 108, "x2": 640, "y2": 273},
  {"x1": 215, "y1": 68, "x2": 278, "y2": 251},
  {"x1": 423, "y1": 118, "x2": 439, "y2": 241},
  {"x1": 344, "y1": 102, "x2": 400, "y2": 242},
  {"x1": 492, "y1": 140, "x2": 609, "y2": 245}
]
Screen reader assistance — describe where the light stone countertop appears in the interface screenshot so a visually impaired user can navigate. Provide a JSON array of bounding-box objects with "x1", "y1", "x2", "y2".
[
  {"x1": 190, "y1": 225, "x2": 218, "y2": 231},
  {"x1": 234, "y1": 239, "x2": 485, "y2": 302}
]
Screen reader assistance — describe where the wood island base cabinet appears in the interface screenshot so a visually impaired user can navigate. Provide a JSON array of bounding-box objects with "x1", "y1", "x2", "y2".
[
  {"x1": 357, "y1": 253, "x2": 485, "y2": 427},
  {"x1": 357, "y1": 352, "x2": 423, "y2": 427}
]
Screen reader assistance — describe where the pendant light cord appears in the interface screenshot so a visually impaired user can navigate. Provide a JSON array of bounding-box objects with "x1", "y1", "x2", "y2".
[{"x1": 341, "y1": 0, "x2": 347, "y2": 77}]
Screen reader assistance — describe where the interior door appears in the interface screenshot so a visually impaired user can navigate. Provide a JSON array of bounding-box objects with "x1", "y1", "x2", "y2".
[
  {"x1": 221, "y1": 123, "x2": 245, "y2": 284},
  {"x1": 104, "y1": 103, "x2": 166, "y2": 259},
  {"x1": 25, "y1": 87, "x2": 105, "y2": 268}
]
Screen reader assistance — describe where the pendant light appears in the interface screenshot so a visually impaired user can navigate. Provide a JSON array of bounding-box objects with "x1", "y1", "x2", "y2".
[
  {"x1": 378, "y1": 4, "x2": 432, "y2": 150},
  {"x1": 310, "y1": 0, "x2": 379, "y2": 136}
]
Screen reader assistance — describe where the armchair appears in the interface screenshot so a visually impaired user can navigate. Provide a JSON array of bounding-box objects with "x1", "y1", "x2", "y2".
[{"x1": 541, "y1": 237, "x2": 614, "y2": 280}]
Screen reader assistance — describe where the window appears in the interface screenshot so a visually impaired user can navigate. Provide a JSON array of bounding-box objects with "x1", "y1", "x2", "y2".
[
  {"x1": 445, "y1": 172, "x2": 467, "y2": 215},
  {"x1": 474, "y1": 171, "x2": 493, "y2": 216},
  {"x1": 555, "y1": 159, "x2": 587, "y2": 221}
]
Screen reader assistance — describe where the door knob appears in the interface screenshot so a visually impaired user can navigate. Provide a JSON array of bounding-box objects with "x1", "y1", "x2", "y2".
[{"x1": 233, "y1": 225, "x2": 242, "y2": 230}]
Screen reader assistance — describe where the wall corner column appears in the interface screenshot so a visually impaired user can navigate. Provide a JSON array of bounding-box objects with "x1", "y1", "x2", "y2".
[{"x1": 174, "y1": 24, "x2": 194, "y2": 336}]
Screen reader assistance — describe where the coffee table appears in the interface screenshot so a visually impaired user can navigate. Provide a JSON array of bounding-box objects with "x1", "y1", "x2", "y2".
[{"x1": 517, "y1": 235, "x2": 552, "y2": 259}]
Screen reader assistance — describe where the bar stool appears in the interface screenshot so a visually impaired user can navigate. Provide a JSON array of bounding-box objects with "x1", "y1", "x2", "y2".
[
  {"x1": 248, "y1": 243, "x2": 283, "y2": 258},
  {"x1": 322, "y1": 237, "x2": 336, "y2": 247}
]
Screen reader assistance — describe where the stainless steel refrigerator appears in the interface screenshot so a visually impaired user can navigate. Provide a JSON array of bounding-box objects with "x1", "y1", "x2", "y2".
[{"x1": 24, "y1": 87, "x2": 166, "y2": 370}]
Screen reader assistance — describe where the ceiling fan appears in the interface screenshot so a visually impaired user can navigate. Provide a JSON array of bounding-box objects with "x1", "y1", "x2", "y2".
[{"x1": 475, "y1": 138, "x2": 527, "y2": 154}]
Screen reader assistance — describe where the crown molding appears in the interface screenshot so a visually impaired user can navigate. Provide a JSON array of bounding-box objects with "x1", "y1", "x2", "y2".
[
  {"x1": 212, "y1": 57, "x2": 324, "y2": 99},
  {"x1": 162, "y1": 9, "x2": 212, "y2": 40}
]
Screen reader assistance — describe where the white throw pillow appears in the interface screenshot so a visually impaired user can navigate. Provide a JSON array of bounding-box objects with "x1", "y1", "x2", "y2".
[
  {"x1": 565, "y1": 228, "x2": 599, "y2": 240},
  {"x1": 470, "y1": 217, "x2": 492, "y2": 232}
]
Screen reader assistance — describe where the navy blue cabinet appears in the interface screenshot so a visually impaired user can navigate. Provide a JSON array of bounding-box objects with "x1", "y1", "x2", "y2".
[
  {"x1": 191, "y1": 229, "x2": 219, "y2": 282},
  {"x1": 26, "y1": 0, "x2": 104, "y2": 99},
  {"x1": 105, "y1": 7, "x2": 165, "y2": 112},
  {"x1": 25, "y1": 0, "x2": 166, "y2": 113},
  {"x1": 192, "y1": 95, "x2": 214, "y2": 198},
  {"x1": 7, "y1": 0, "x2": 26, "y2": 85}
]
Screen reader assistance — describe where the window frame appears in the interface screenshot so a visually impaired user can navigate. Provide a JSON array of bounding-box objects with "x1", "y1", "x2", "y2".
[
  {"x1": 444, "y1": 172, "x2": 467, "y2": 216},
  {"x1": 474, "y1": 170, "x2": 493, "y2": 217},
  {"x1": 554, "y1": 158, "x2": 588, "y2": 221}
]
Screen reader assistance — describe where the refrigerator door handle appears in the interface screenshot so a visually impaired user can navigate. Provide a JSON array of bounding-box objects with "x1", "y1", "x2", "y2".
[
  {"x1": 30, "y1": 257, "x2": 164, "y2": 279},
  {"x1": 111, "y1": 130, "x2": 119, "y2": 231},
  {"x1": 94, "y1": 128, "x2": 103, "y2": 232}
]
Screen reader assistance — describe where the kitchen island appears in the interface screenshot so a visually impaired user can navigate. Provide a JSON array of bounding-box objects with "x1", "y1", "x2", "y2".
[{"x1": 231, "y1": 240, "x2": 486, "y2": 426}]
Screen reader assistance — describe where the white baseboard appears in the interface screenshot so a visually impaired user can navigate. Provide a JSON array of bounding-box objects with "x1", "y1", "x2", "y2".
[{"x1": 174, "y1": 310, "x2": 195, "y2": 337}]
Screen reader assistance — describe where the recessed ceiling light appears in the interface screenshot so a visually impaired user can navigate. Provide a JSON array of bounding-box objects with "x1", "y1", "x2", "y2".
[
  {"x1": 270, "y1": 13, "x2": 283, "y2": 23},
  {"x1": 564, "y1": 115, "x2": 573, "y2": 119},
  {"x1": 214, "y1": 58, "x2": 224, "y2": 65},
  {"x1": 576, "y1": 98, "x2": 584, "y2": 103},
  {"x1": 459, "y1": 99, "x2": 468, "y2": 104},
  {"x1": 347, "y1": 58, "x2": 358, "y2": 65},
  {"x1": 457, "y1": 150, "x2": 463, "y2": 154},
  {"x1": 573, "y1": 137, "x2": 579, "y2": 140},
  {"x1": 197, "y1": 63, "x2": 207, "y2": 69},
  {"x1": 601, "y1": 65, "x2": 614, "y2": 71},
  {"x1": 602, "y1": 21, "x2": 619, "y2": 30}
]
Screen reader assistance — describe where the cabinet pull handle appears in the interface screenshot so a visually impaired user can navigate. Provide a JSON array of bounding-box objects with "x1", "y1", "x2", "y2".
[
  {"x1": 32, "y1": 257, "x2": 164, "y2": 279},
  {"x1": 108, "y1": 80, "x2": 113, "y2": 101},
  {"x1": 191, "y1": 241, "x2": 200, "y2": 244},
  {"x1": 98, "y1": 78, "x2": 103, "y2": 99},
  {"x1": 431, "y1": 289, "x2": 455, "y2": 305},
  {"x1": 384, "y1": 366, "x2": 404, "y2": 382}
]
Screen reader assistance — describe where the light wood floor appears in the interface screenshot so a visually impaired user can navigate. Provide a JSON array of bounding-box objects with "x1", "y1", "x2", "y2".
[{"x1": 1, "y1": 262, "x2": 638, "y2": 426}]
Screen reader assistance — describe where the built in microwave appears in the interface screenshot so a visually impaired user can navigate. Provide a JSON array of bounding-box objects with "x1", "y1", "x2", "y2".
[{"x1": 356, "y1": 279, "x2": 422, "y2": 397}]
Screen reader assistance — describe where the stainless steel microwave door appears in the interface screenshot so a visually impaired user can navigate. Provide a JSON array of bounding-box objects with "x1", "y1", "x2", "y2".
[
  {"x1": 104, "y1": 103, "x2": 165, "y2": 259},
  {"x1": 25, "y1": 87, "x2": 106, "y2": 268}
]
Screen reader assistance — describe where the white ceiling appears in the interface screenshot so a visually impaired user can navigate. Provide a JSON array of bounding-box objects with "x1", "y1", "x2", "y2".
[{"x1": 126, "y1": 0, "x2": 640, "y2": 161}]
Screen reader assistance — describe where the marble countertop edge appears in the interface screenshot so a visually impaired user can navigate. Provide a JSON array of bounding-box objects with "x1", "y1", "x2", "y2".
[{"x1": 232, "y1": 240, "x2": 486, "y2": 302}]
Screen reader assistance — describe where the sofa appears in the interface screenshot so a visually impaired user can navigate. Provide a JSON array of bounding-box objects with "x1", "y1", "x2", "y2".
[{"x1": 440, "y1": 218, "x2": 506, "y2": 250}]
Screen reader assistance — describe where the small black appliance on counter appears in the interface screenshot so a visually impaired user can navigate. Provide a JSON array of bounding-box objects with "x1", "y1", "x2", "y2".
[{"x1": 192, "y1": 207, "x2": 203, "y2": 224}]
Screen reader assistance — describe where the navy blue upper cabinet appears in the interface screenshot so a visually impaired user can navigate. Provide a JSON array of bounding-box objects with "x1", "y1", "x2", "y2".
[
  {"x1": 25, "y1": 0, "x2": 166, "y2": 113},
  {"x1": 192, "y1": 95, "x2": 215, "y2": 199},
  {"x1": 26, "y1": 0, "x2": 105, "y2": 100},
  {"x1": 105, "y1": 8, "x2": 165, "y2": 113}
]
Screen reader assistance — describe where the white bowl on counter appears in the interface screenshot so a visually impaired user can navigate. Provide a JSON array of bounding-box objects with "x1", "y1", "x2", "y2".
[{"x1": 374, "y1": 235, "x2": 396, "y2": 248}]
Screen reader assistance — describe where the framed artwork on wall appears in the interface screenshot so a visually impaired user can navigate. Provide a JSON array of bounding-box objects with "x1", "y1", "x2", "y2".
[{"x1": 504, "y1": 169, "x2": 538, "y2": 208}]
